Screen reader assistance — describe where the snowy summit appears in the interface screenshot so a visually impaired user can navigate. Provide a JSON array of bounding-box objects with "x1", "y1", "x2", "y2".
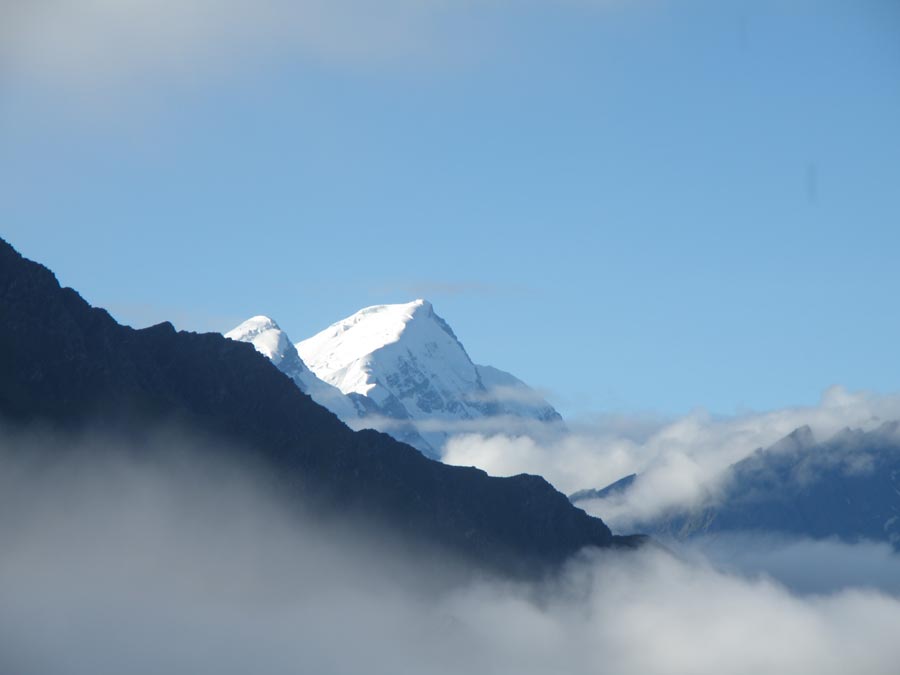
[{"x1": 227, "y1": 300, "x2": 561, "y2": 457}]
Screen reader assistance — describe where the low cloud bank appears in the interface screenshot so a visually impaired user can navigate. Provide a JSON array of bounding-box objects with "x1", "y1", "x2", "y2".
[
  {"x1": 443, "y1": 386, "x2": 900, "y2": 529},
  {"x1": 680, "y1": 534, "x2": 900, "y2": 596},
  {"x1": 3, "y1": 427, "x2": 900, "y2": 674}
]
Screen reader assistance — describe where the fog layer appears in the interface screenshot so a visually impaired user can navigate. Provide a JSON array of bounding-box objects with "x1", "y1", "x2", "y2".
[
  {"x1": 445, "y1": 386, "x2": 900, "y2": 529},
  {"x1": 2, "y1": 428, "x2": 900, "y2": 675}
]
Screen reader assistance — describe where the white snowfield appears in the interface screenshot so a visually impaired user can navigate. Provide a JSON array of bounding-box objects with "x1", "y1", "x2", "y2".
[
  {"x1": 226, "y1": 300, "x2": 561, "y2": 457},
  {"x1": 298, "y1": 300, "x2": 486, "y2": 414}
]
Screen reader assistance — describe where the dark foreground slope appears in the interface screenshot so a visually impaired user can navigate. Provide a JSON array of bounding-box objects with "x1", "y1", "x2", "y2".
[{"x1": 0, "y1": 238, "x2": 626, "y2": 573}]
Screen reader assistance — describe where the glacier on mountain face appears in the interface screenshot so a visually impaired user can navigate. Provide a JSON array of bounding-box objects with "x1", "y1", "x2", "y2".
[{"x1": 227, "y1": 300, "x2": 561, "y2": 458}]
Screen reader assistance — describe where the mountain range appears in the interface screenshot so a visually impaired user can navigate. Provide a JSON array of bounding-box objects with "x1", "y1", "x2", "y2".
[
  {"x1": 8, "y1": 231, "x2": 897, "y2": 574},
  {"x1": 227, "y1": 299, "x2": 561, "y2": 457},
  {"x1": 0, "y1": 237, "x2": 634, "y2": 574}
]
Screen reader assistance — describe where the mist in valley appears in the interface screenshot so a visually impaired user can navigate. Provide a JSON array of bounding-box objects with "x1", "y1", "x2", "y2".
[{"x1": 3, "y1": 427, "x2": 900, "y2": 675}]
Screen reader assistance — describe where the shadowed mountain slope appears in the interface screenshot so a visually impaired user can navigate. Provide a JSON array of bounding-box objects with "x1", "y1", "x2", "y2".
[{"x1": 655, "y1": 423, "x2": 900, "y2": 544}]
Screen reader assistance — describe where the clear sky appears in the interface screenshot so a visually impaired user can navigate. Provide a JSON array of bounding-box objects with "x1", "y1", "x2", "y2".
[{"x1": 2, "y1": 0, "x2": 898, "y2": 417}]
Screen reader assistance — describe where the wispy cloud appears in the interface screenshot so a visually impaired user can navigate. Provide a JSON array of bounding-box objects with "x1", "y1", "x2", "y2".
[
  {"x1": 1, "y1": 0, "x2": 640, "y2": 96},
  {"x1": 443, "y1": 386, "x2": 900, "y2": 530},
  {"x1": 1, "y1": 0, "x2": 469, "y2": 91}
]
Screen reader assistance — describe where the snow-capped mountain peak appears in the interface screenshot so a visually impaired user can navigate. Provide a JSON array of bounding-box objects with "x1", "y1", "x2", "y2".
[
  {"x1": 227, "y1": 301, "x2": 562, "y2": 458},
  {"x1": 298, "y1": 299, "x2": 480, "y2": 406},
  {"x1": 297, "y1": 300, "x2": 561, "y2": 455},
  {"x1": 297, "y1": 299, "x2": 460, "y2": 396}
]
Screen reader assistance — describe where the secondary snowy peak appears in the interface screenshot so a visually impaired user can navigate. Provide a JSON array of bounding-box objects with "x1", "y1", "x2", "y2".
[
  {"x1": 226, "y1": 316, "x2": 293, "y2": 366},
  {"x1": 225, "y1": 316, "x2": 359, "y2": 421}
]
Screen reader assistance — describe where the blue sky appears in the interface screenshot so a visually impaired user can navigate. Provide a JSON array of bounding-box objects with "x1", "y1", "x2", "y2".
[{"x1": 2, "y1": 0, "x2": 898, "y2": 417}]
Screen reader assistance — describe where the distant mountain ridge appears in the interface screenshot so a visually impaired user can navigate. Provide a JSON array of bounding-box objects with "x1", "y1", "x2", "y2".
[
  {"x1": 574, "y1": 423, "x2": 900, "y2": 548},
  {"x1": 569, "y1": 474, "x2": 637, "y2": 504},
  {"x1": 0, "y1": 237, "x2": 628, "y2": 574},
  {"x1": 228, "y1": 299, "x2": 561, "y2": 457}
]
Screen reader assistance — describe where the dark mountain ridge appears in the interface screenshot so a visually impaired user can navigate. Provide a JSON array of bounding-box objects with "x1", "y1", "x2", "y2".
[
  {"x1": 667, "y1": 421, "x2": 900, "y2": 544},
  {"x1": 0, "y1": 238, "x2": 634, "y2": 574},
  {"x1": 570, "y1": 474, "x2": 637, "y2": 503}
]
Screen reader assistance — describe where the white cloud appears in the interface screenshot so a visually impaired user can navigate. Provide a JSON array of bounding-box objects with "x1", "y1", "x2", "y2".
[
  {"x1": 443, "y1": 386, "x2": 900, "y2": 530},
  {"x1": 4, "y1": 427, "x2": 900, "y2": 675}
]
